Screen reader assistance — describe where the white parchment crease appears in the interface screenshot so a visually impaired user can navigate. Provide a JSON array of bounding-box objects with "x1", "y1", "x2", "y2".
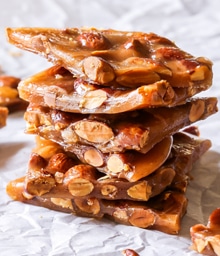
[{"x1": 0, "y1": 0, "x2": 220, "y2": 255}]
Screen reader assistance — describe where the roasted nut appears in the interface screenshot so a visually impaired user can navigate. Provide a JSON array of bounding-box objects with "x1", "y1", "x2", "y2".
[
  {"x1": 139, "y1": 130, "x2": 150, "y2": 148},
  {"x1": 54, "y1": 171, "x2": 64, "y2": 183},
  {"x1": 77, "y1": 32, "x2": 110, "y2": 50},
  {"x1": 22, "y1": 190, "x2": 34, "y2": 200},
  {"x1": 61, "y1": 126, "x2": 78, "y2": 143},
  {"x1": 35, "y1": 144, "x2": 63, "y2": 159},
  {"x1": 28, "y1": 153, "x2": 47, "y2": 172},
  {"x1": 107, "y1": 155, "x2": 126, "y2": 174},
  {"x1": 51, "y1": 197, "x2": 73, "y2": 210},
  {"x1": 54, "y1": 121, "x2": 68, "y2": 131},
  {"x1": 68, "y1": 178, "x2": 94, "y2": 197},
  {"x1": 24, "y1": 111, "x2": 41, "y2": 129},
  {"x1": 156, "y1": 81, "x2": 175, "y2": 102},
  {"x1": 83, "y1": 56, "x2": 115, "y2": 84},
  {"x1": 84, "y1": 148, "x2": 104, "y2": 167},
  {"x1": 127, "y1": 182, "x2": 152, "y2": 200},
  {"x1": 74, "y1": 120, "x2": 114, "y2": 143},
  {"x1": 46, "y1": 153, "x2": 75, "y2": 175},
  {"x1": 129, "y1": 209, "x2": 156, "y2": 228},
  {"x1": 65, "y1": 165, "x2": 96, "y2": 196},
  {"x1": 123, "y1": 38, "x2": 149, "y2": 58},
  {"x1": 101, "y1": 184, "x2": 117, "y2": 198},
  {"x1": 74, "y1": 198, "x2": 100, "y2": 214},
  {"x1": 190, "y1": 65, "x2": 208, "y2": 81},
  {"x1": 80, "y1": 89, "x2": 107, "y2": 109},
  {"x1": 112, "y1": 209, "x2": 129, "y2": 224},
  {"x1": 189, "y1": 100, "x2": 205, "y2": 122},
  {"x1": 116, "y1": 70, "x2": 160, "y2": 87},
  {"x1": 115, "y1": 57, "x2": 172, "y2": 87},
  {"x1": 25, "y1": 170, "x2": 55, "y2": 196}
]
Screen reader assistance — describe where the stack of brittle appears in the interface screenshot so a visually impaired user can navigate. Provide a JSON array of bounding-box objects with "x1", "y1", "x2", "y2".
[{"x1": 6, "y1": 27, "x2": 218, "y2": 234}]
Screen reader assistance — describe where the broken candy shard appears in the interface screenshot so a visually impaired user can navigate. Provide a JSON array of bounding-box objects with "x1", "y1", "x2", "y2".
[
  {"x1": 190, "y1": 208, "x2": 220, "y2": 256},
  {"x1": 18, "y1": 65, "x2": 214, "y2": 114},
  {"x1": 6, "y1": 177, "x2": 187, "y2": 235},
  {"x1": 6, "y1": 27, "x2": 212, "y2": 90},
  {"x1": 24, "y1": 96, "x2": 218, "y2": 154}
]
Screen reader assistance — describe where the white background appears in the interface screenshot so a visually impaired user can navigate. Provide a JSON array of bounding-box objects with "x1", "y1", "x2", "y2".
[{"x1": 0, "y1": 0, "x2": 220, "y2": 255}]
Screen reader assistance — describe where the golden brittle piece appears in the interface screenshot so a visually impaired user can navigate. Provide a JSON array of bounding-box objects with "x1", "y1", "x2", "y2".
[
  {"x1": 24, "y1": 97, "x2": 217, "y2": 154},
  {"x1": 17, "y1": 65, "x2": 213, "y2": 114},
  {"x1": 6, "y1": 131, "x2": 211, "y2": 234},
  {"x1": 7, "y1": 177, "x2": 187, "y2": 235},
  {"x1": 7, "y1": 131, "x2": 211, "y2": 201},
  {"x1": 190, "y1": 208, "x2": 220, "y2": 256},
  {"x1": 7, "y1": 27, "x2": 212, "y2": 90}
]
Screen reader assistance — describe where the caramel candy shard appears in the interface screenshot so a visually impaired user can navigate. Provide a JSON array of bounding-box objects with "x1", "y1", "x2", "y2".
[
  {"x1": 17, "y1": 66, "x2": 182, "y2": 113},
  {"x1": 44, "y1": 166, "x2": 175, "y2": 201},
  {"x1": 6, "y1": 177, "x2": 75, "y2": 214},
  {"x1": 6, "y1": 27, "x2": 212, "y2": 90},
  {"x1": 0, "y1": 107, "x2": 8, "y2": 128},
  {"x1": 6, "y1": 177, "x2": 188, "y2": 235},
  {"x1": 13, "y1": 131, "x2": 211, "y2": 201},
  {"x1": 28, "y1": 135, "x2": 173, "y2": 182},
  {"x1": 17, "y1": 65, "x2": 214, "y2": 114},
  {"x1": 6, "y1": 131, "x2": 211, "y2": 234},
  {"x1": 82, "y1": 130, "x2": 210, "y2": 184},
  {"x1": 23, "y1": 147, "x2": 175, "y2": 201},
  {"x1": 24, "y1": 97, "x2": 218, "y2": 154},
  {"x1": 190, "y1": 208, "x2": 220, "y2": 256},
  {"x1": 106, "y1": 191, "x2": 187, "y2": 234}
]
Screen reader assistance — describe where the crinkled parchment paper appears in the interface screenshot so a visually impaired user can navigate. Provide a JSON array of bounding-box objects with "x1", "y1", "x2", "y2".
[{"x1": 0, "y1": 0, "x2": 220, "y2": 255}]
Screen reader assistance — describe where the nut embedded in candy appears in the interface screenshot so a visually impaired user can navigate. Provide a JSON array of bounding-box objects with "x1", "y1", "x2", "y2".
[
  {"x1": 190, "y1": 208, "x2": 220, "y2": 256},
  {"x1": 6, "y1": 27, "x2": 213, "y2": 90},
  {"x1": 83, "y1": 56, "x2": 115, "y2": 84}
]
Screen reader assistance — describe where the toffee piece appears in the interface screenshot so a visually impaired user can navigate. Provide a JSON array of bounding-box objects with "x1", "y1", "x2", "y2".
[
  {"x1": 190, "y1": 208, "x2": 220, "y2": 256},
  {"x1": 18, "y1": 66, "x2": 214, "y2": 114},
  {"x1": 24, "y1": 97, "x2": 218, "y2": 154},
  {"x1": 20, "y1": 131, "x2": 211, "y2": 199},
  {"x1": 7, "y1": 178, "x2": 187, "y2": 235},
  {"x1": 6, "y1": 27, "x2": 212, "y2": 89}
]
